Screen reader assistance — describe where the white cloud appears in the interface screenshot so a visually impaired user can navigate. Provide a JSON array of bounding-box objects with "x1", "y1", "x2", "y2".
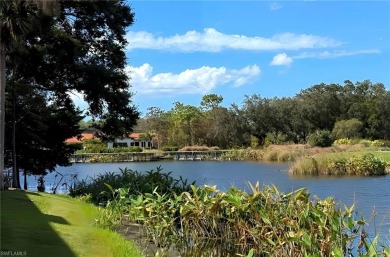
[
  {"x1": 269, "y1": 49, "x2": 380, "y2": 67},
  {"x1": 270, "y1": 2, "x2": 283, "y2": 11},
  {"x1": 270, "y1": 53, "x2": 293, "y2": 66},
  {"x1": 126, "y1": 63, "x2": 260, "y2": 95},
  {"x1": 293, "y1": 49, "x2": 380, "y2": 59},
  {"x1": 126, "y1": 28, "x2": 343, "y2": 52}
]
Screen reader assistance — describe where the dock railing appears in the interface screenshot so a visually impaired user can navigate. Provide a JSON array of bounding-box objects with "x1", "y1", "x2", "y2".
[{"x1": 70, "y1": 150, "x2": 229, "y2": 163}]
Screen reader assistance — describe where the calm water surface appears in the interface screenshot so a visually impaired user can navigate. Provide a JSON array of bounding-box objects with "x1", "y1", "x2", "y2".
[{"x1": 22, "y1": 160, "x2": 390, "y2": 243}]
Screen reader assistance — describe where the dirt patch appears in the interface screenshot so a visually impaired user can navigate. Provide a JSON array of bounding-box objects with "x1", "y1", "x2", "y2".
[{"x1": 115, "y1": 220, "x2": 180, "y2": 257}]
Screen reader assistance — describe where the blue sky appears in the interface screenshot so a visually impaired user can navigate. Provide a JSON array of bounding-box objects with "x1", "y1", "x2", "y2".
[{"x1": 76, "y1": 1, "x2": 390, "y2": 116}]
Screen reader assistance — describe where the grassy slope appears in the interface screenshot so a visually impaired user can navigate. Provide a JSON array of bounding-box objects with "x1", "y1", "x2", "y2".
[{"x1": 0, "y1": 190, "x2": 142, "y2": 257}]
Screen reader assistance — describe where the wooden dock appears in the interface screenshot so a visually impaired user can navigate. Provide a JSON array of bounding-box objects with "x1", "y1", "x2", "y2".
[
  {"x1": 70, "y1": 150, "x2": 229, "y2": 163},
  {"x1": 164, "y1": 150, "x2": 228, "y2": 161},
  {"x1": 70, "y1": 153, "x2": 159, "y2": 163}
]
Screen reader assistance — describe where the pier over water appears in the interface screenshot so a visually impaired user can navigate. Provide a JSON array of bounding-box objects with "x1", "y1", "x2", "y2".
[
  {"x1": 70, "y1": 150, "x2": 229, "y2": 163},
  {"x1": 165, "y1": 150, "x2": 228, "y2": 161}
]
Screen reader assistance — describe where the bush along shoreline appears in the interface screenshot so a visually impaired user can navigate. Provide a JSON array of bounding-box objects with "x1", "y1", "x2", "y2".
[{"x1": 72, "y1": 168, "x2": 390, "y2": 257}]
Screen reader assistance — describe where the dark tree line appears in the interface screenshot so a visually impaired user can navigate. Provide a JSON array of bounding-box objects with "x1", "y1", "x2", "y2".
[
  {"x1": 1, "y1": 0, "x2": 139, "y2": 189},
  {"x1": 143, "y1": 80, "x2": 390, "y2": 149}
]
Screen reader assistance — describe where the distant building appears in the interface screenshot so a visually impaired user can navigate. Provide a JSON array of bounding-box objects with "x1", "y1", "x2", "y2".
[
  {"x1": 66, "y1": 131, "x2": 153, "y2": 148},
  {"x1": 65, "y1": 132, "x2": 95, "y2": 144},
  {"x1": 107, "y1": 133, "x2": 153, "y2": 148}
]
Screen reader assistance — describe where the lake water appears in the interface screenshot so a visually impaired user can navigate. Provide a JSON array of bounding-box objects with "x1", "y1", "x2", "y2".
[{"x1": 21, "y1": 160, "x2": 390, "y2": 244}]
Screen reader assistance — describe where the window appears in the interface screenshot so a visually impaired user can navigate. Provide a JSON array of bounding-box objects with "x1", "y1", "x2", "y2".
[{"x1": 113, "y1": 142, "x2": 128, "y2": 148}]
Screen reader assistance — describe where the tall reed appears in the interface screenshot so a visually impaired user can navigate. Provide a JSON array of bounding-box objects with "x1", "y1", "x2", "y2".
[{"x1": 290, "y1": 153, "x2": 389, "y2": 176}]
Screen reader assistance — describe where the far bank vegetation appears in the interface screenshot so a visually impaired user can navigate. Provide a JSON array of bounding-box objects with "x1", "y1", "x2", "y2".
[
  {"x1": 74, "y1": 81, "x2": 390, "y2": 175},
  {"x1": 138, "y1": 81, "x2": 390, "y2": 151}
]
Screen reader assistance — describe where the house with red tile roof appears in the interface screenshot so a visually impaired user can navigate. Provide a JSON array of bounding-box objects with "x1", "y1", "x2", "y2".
[
  {"x1": 65, "y1": 132, "x2": 95, "y2": 144},
  {"x1": 66, "y1": 131, "x2": 153, "y2": 148},
  {"x1": 107, "y1": 132, "x2": 153, "y2": 148}
]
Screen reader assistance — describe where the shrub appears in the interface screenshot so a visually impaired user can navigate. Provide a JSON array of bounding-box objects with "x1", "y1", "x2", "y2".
[
  {"x1": 331, "y1": 118, "x2": 363, "y2": 139},
  {"x1": 179, "y1": 145, "x2": 210, "y2": 151},
  {"x1": 78, "y1": 138, "x2": 108, "y2": 153},
  {"x1": 88, "y1": 155, "x2": 116, "y2": 163},
  {"x1": 161, "y1": 146, "x2": 180, "y2": 151},
  {"x1": 249, "y1": 136, "x2": 260, "y2": 148},
  {"x1": 381, "y1": 140, "x2": 390, "y2": 148},
  {"x1": 359, "y1": 139, "x2": 372, "y2": 147},
  {"x1": 308, "y1": 130, "x2": 333, "y2": 147},
  {"x1": 327, "y1": 159, "x2": 347, "y2": 175},
  {"x1": 333, "y1": 138, "x2": 352, "y2": 145},
  {"x1": 345, "y1": 154, "x2": 387, "y2": 176},
  {"x1": 109, "y1": 146, "x2": 143, "y2": 153},
  {"x1": 371, "y1": 140, "x2": 384, "y2": 147}
]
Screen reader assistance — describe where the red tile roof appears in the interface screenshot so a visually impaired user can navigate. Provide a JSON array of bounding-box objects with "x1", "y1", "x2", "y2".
[
  {"x1": 65, "y1": 132, "x2": 148, "y2": 143},
  {"x1": 65, "y1": 133, "x2": 95, "y2": 143},
  {"x1": 130, "y1": 133, "x2": 141, "y2": 140}
]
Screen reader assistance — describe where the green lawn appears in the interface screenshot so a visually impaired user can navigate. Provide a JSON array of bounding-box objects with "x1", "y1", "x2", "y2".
[
  {"x1": 375, "y1": 150, "x2": 390, "y2": 162},
  {"x1": 0, "y1": 190, "x2": 142, "y2": 257}
]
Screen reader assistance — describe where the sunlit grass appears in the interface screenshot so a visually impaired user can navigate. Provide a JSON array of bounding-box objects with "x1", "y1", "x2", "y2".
[{"x1": 0, "y1": 190, "x2": 142, "y2": 257}]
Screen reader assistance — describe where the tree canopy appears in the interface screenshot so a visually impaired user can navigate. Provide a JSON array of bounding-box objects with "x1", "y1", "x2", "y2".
[
  {"x1": 142, "y1": 82, "x2": 389, "y2": 149},
  {"x1": 1, "y1": 0, "x2": 139, "y2": 188}
]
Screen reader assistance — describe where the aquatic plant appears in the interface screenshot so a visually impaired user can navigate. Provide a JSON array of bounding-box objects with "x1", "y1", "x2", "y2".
[
  {"x1": 72, "y1": 166, "x2": 194, "y2": 205},
  {"x1": 98, "y1": 183, "x2": 389, "y2": 256}
]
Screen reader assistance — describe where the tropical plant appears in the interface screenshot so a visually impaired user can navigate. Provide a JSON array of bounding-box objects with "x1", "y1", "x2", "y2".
[
  {"x1": 72, "y1": 166, "x2": 195, "y2": 205},
  {"x1": 96, "y1": 183, "x2": 389, "y2": 256}
]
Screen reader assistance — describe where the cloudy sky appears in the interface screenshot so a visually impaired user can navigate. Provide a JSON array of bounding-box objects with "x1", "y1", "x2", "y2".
[{"x1": 92, "y1": 1, "x2": 390, "y2": 115}]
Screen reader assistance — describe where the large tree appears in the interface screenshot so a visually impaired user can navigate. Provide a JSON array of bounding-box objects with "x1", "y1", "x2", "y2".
[
  {"x1": 5, "y1": 83, "x2": 83, "y2": 188},
  {"x1": 295, "y1": 83, "x2": 343, "y2": 132},
  {"x1": 167, "y1": 102, "x2": 203, "y2": 146},
  {"x1": 145, "y1": 107, "x2": 169, "y2": 149},
  {"x1": 1, "y1": 0, "x2": 139, "y2": 189},
  {"x1": 1, "y1": 0, "x2": 55, "y2": 190},
  {"x1": 241, "y1": 95, "x2": 277, "y2": 146}
]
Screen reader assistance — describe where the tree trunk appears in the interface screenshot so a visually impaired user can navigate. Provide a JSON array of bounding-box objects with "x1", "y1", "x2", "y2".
[
  {"x1": 0, "y1": 41, "x2": 6, "y2": 191},
  {"x1": 24, "y1": 171, "x2": 27, "y2": 190},
  {"x1": 12, "y1": 88, "x2": 20, "y2": 188}
]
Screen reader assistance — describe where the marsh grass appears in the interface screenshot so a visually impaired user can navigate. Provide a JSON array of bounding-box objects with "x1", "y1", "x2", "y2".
[
  {"x1": 290, "y1": 152, "x2": 389, "y2": 175},
  {"x1": 222, "y1": 142, "x2": 389, "y2": 165},
  {"x1": 221, "y1": 144, "x2": 337, "y2": 162}
]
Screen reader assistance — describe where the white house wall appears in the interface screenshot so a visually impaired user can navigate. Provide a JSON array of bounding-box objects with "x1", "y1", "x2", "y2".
[{"x1": 107, "y1": 138, "x2": 153, "y2": 148}]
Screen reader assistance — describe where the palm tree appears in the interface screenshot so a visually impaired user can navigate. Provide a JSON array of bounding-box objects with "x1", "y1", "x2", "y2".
[{"x1": 0, "y1": 0, "x2": 59, "y2": 190}]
